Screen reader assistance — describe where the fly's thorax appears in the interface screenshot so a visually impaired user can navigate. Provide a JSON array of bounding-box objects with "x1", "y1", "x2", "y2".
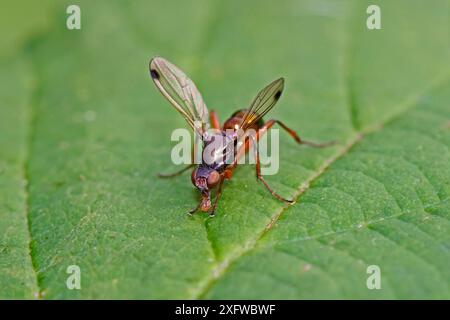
[{"x1": 201, "y1": 132, "x2": 236, "y2": 168}]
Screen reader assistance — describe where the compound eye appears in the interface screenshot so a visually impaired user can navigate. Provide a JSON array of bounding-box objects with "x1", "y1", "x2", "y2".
[
  {"x1": 191, "y1": 168, "x2": 198, "y2": 185},
  {"x1": 207, "y1": 170, "x2": 220, "y2": 188}
]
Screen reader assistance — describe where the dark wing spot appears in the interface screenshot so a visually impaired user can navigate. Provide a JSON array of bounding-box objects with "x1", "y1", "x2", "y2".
[
  {"x1": 274, "y1": 90, "x2": 282, "y2": 100},
  {"x1": 150, "y1": 69, "x2": 160, "y2": 80}
]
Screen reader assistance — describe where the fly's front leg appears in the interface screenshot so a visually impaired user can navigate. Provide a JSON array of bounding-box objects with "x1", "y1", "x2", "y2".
[
  {"x1": 158, "y1": 164, "x2": 195, "y2": 178},
  {"x1": 209, "y1": 175, "x2": 226, "y2": 217},
  {"x1": 262, "y1": 119, "x2": 336, "y2": 147},
  {"x1": 158, "y1": 143, "x2": 196, "y2": 178},
  {"x1": 188, "y1": 201, "x2": 201, "y2": 216},
  {"x1": 209, "y1": 167, "x2": 235, "y2": 216},
  {"x1": 249, "y1": 135, "x2": 294, "y2": 204}
]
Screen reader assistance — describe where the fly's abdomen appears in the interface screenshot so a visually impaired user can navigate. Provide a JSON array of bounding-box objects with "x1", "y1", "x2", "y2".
[{"x1": 222, "y1": 109, "x2": 264, "y2": 131}]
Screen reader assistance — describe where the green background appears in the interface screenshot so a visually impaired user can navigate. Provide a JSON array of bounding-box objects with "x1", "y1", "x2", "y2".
[{"x1": 0, "y1": 0, "x2": 449, "y2": 299}]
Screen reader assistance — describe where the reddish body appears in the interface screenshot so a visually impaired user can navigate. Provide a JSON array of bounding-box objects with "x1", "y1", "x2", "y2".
[{"x1": 149, "y1": 56, "x2": 333, "y2": 216}]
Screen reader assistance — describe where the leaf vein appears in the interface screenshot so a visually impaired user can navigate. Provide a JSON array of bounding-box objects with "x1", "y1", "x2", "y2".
[{"x1": 193, "y1": 72, "x2": 450, "y2": 299}]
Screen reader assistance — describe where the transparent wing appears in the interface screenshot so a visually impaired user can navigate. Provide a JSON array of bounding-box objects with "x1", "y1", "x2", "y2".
[
  {"x1": 238, "y1": 78, "x2": 284, "y2": 131},
  {"x1": 149, "y1": 57, "x2": 209, "y2": 135}
]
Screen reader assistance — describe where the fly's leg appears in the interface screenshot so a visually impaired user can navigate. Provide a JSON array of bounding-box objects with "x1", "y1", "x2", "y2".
[
  {"x1": 188, "y1": 202, "x2": 201, "y2": 216},
  {"x1": 158, "y1": 164, "x2": 195, "y2": 178},
  {"x1": 249, "y1": 135, "x2": 294, "y2": 204},
  {"x1": 158, "y1": 144, "x2": 196, "y2": 178},
  {"x1": 210, "y1": 110, "x2": 221, "y2": 130},
  {"x1": 209, "y1": 175, "x2": 226, "y2": 217},
  {"x1": 209, "y1": 168, "x2": 234, "y2": 216},
  {"x1": 221, "y1": 120, "x2": 332, "y2": 205},
  {"x1": 263, "y1": 119, "x2": 336, "y2": 147}
]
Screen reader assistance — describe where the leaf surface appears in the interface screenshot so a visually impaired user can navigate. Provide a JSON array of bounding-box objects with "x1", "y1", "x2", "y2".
[{"x1": 0, "y1": 0, "x2": 449, "y2": 298}]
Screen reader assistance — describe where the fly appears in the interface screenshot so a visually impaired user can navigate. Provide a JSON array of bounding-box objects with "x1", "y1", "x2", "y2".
[{"x1": 149, "y1": 56, "x2": 334, "y2": 216}]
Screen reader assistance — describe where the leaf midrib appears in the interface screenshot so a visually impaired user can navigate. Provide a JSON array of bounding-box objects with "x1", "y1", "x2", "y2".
[
  {"x1": 24, "y1": 58, "x2": 42, "y2": 298},
  {"x1": 192, "y1": 68, "x2": 450, "y2": 300},
  {"x1": 21, "y1": 10, "x2": 60, "y2": 300},
  {"x1": 19, "y1": 1, "x2": 450, "y2": 299},
  {"x1": 187, "y1": 0, "x2": 450, "y2": 298}
]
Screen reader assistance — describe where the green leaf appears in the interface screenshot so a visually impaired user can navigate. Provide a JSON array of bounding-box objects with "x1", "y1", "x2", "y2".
[{"x1": 0, "y1": 0, "x2": 449, "y2": 299}]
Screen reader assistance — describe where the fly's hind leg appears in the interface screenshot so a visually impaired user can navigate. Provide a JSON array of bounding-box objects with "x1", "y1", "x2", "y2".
[{"x1": 263, "y1": 119, "x2": 336, "y2": 148}]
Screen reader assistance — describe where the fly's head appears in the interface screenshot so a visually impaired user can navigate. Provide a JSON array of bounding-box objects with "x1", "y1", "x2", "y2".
[{"x1": 191, "y1": 166, "x2": 220, "y2": 212}]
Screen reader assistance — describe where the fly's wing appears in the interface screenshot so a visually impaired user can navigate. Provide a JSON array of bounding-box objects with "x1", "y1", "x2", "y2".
[
  {"x1": 238, "y1": 78, "x2": 284, "y2": 132},
  {"x1": 149, "y1": 57, "x2": 209, "y2": 136}
]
